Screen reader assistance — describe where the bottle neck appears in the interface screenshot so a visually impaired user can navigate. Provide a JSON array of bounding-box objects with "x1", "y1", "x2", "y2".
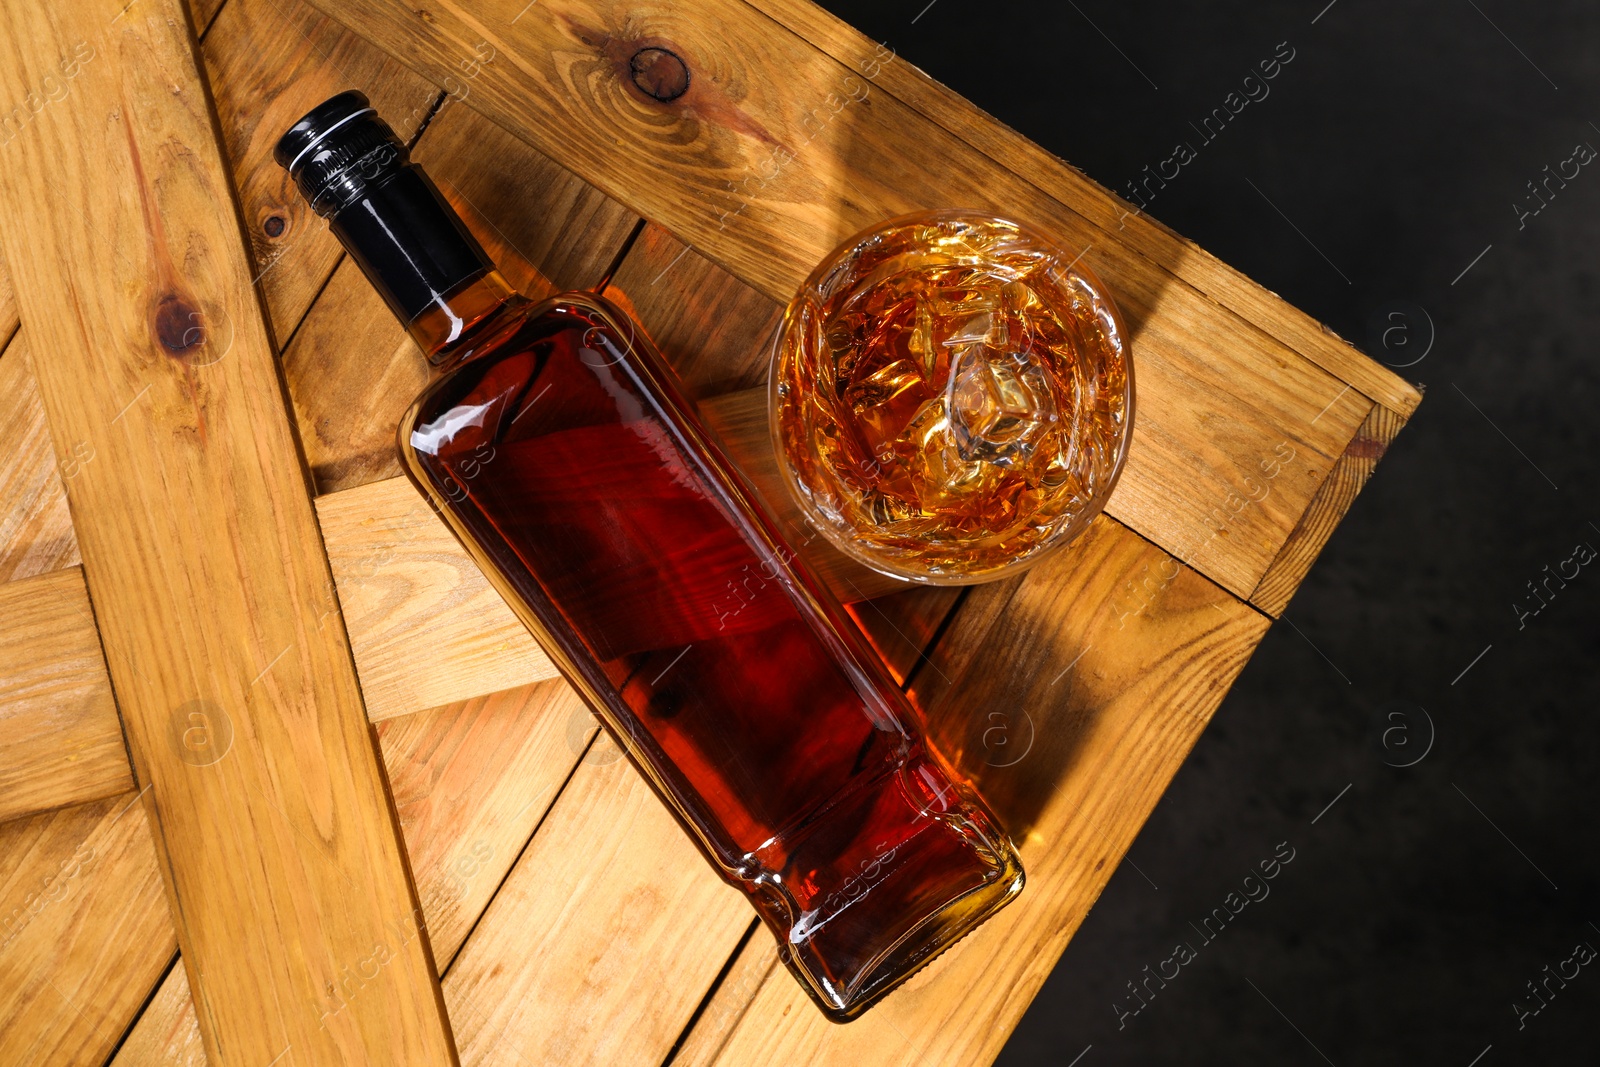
[
  {"x1": 407, "y1": 270, "x2": 518, "y2": 364},
  {"x1": 324, "y1": 161, "x2": 502, "y2": 353}
]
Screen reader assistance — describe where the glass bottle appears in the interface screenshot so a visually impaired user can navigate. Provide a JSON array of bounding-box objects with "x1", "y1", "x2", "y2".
[{"x1": 276, "y1": 92, "x2": 1023, "y2": 1020}]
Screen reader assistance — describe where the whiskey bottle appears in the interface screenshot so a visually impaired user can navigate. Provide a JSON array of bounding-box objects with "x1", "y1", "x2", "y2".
[{"x1": 276, "y1": 91, "x2": 1023, "y2": 1020}]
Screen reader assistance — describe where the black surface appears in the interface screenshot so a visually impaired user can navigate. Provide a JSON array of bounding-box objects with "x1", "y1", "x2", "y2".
[{"x1": 814, "y1": 2, "x2": 1599, "y2": 1063}]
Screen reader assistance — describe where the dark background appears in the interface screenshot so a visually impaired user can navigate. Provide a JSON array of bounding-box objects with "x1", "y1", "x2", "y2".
[{"x1": 813, "y1": 1, "x2": 1598, "y2": 1063}]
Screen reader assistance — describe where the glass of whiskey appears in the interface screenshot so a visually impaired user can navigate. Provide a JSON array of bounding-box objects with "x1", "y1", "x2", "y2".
[{"x1": 770, "y1": 210, "x2": 1135, "y2": 584}]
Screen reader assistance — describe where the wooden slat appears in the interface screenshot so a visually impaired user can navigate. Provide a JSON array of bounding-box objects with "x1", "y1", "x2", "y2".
[
  {"x1": 188, "y1": 0, "x2": 227, "y2": 38},
  {"x1": 0, "y1": 249, "x2": 15, "y2": 340},
  {"x1": 1251, "y1": 402, "x2": 1409, "y2": 615},
  {"x1": 0, "y1": 336, "x2": 80, "y2": 584},
  {"x1": 296, "y1": 0, "x2": 1381, "y2": 601},
  {"x1": 1, "y1": 0, "x2": 406, "y2": 826},
  {"x1": 111, "y1": 680, "x2": 597, "y2": 1062},
  {"x1": 441, "y1": 726, "x2": 753, "y2": 1066},
  {"x1": 282, "y1": 260, "x2": 428, "y2": 494},
  {"x1": 669, "y1": 932, "x2": 780, "y2": 1067},
  {"x1": 317, "y1": 476, "x2": 558, "y2": 721},
  {"x1": 376, "y1": 679, "x2": 588, "y2": 966},
  {"x1": 0, "y1": 2, "x2": 455, "y2": 1060},
  {"x1": 0, "y1": 568, "x2": 129, "y2": 825},
  {"x1": 0, "y1": 792, "x2": 175, "y2": 1066},
  {"x1": 689, "y1": 515, "x2": 1271, "y2": 1063},
  {"x1": 745, "y1": 0, "x2": 1422, "y2": 419},
  {"x1": 418, "y1": 103, "x2": 643, "y2": 299}
]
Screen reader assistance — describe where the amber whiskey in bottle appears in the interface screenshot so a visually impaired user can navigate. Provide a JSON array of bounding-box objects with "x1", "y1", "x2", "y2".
[{"x1": 277, "y1": 92, "x2": 1023, "y2": 1020}]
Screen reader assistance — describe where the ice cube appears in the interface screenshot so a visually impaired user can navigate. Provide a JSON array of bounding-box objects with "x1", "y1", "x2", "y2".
[
  {"x1": 945, "y1": 343, "x2": 1057, "y2": 468},
  {"x1": 844, "y1": 358, "x2": 924, "y2": 416},
  {"x1": 942, "y1": 309, "x2": 995, "y2": 347},
  {"x1": 897, "y1": 395, "x2": 992, "y2": 511},
  {"x1": 906, "y1": 295, "x2": 937, "y2": 380}
]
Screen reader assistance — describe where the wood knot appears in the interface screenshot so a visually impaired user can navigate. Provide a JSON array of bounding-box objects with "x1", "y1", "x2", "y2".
[
  {"x1": 263, "y1": 215, "x2": 286, "y2": 238},
  {"x1": 630, "y1": 47, "x2": 689, "y2": 101},
  {"x1": 154, "y1": 294, "x2": 206, "y2": 356}
]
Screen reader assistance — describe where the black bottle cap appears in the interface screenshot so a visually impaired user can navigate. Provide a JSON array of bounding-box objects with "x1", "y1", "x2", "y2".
[{"x1": 274, "y1": 91, "x2": 494, "y2": 324}]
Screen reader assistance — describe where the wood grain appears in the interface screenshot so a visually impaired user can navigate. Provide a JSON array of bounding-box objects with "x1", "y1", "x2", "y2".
[
  {"x1": 0, "y1": 792, "x2": 176, "y2": 1066},
  {"x1": 0, "y1": 1, "x2": 455, "y2": 1060},
  {"x1": 0, "y1": 531, "x2": 562, "y2": 819},
  {"x1": 118, "y1": 679, "x2": 596, "y2": 1062},
  {"x1": 668, "y1": 930, "x2": 779, "y2": 1067},
  {"x1": 284, "y1": 260, "x2": 431, "y2": 494},
  {"x1": 377, "y1": 679, "x2": 590, "y2": 966},
  {"x1": 846, "y1": 585, "x2": 964, "y2": 687},
  {"x1": 441, "y1": 746, "x2": 753, "y2": 1067},
  {"x1": 0, "y1": 567, "x2": 129, "y2": 826},
  {"x1": 317, "y1": 474, "x2": 560, "y2": 720},
  {"x1": 1251, "y1": 401, "x2": 1409, "y2": 616},
  {"x1": 419, "y1": 101, "x2": 642, "y2": 299},
  {"x1": 0, "y1": 336, "x2": 80, "y2": 584},
  {"x1": 296, "y1": 0, "x2": 1379, "y2": 600},
  {"x1": 0, "y1": 248, "x2": 14, "y2": 339},
  {"x1": 745, "y1": 0, "x2": 1423, "y2": 419},
  {"x1": 696, "y1": 516, "x2": 1271, "y2": 1065},
  {"x1": 187, "y1": 0, "x2": 227, "y2": 38},
  {"x1": 0, "y1": 0, "x2": 441, "y2": 588}
]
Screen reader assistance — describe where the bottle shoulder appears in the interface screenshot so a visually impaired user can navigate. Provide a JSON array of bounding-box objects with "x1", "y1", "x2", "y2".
[
  {"x1": 396, "y1": 289, "x2": 645, "y2": 451},
  {"x1": 431, "y1": 290, "x2": 638, "y2": 376}
]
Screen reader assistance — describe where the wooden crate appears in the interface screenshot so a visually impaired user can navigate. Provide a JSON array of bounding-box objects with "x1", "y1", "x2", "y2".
[{"x1": 0, "y1": 0, "x2": 1419, "y2": 1063}]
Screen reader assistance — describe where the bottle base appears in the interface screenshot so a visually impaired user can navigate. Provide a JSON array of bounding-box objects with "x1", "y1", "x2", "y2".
[{"x1": 745, "y1": 754, "x2": 1025, "y2": 1021}]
